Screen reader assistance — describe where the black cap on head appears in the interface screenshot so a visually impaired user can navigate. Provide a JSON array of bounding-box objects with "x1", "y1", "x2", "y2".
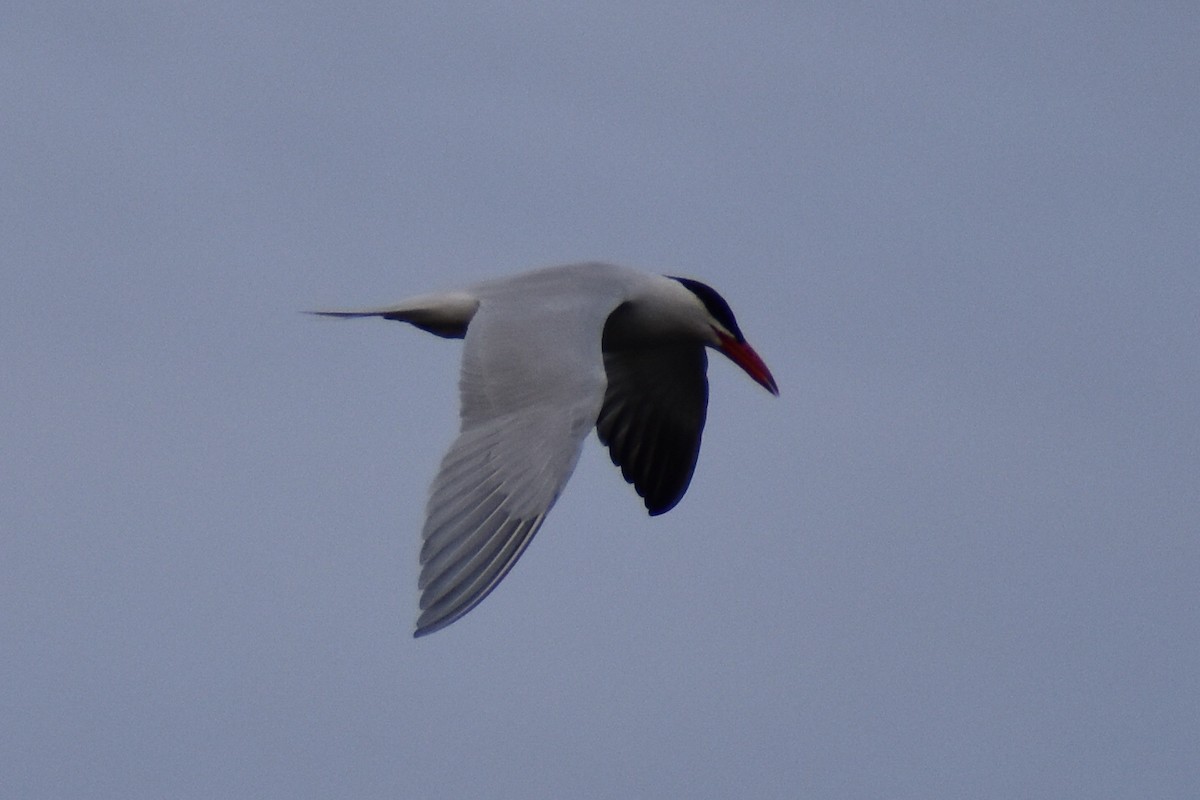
[{"x1": 669, "y1": 276, "x2": 745, "y2": 342}]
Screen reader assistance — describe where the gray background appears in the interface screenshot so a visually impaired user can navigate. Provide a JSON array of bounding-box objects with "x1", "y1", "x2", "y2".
[{"x1": 4, "y1": 4, "x2": 1197, "y2": 798}]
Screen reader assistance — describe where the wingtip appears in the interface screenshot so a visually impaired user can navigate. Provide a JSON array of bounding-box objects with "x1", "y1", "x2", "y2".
[
  {"x1": 411, "y1": 603, "x2": 472, "y2": 638},
  {"x1": 412, "y1": 607, "x2": 452, "y2": 638},
  {"x1": 644, "y1": 492, "x2": 684, "y2": 516},
  {"x1": 413, "y1": 611, "x2": 450, "y2": 638}
]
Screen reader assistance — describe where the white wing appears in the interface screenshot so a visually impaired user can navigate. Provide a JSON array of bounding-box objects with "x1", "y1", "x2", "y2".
[{"x1": 414, "y1": 291, "x2": 613, "y2": 636}]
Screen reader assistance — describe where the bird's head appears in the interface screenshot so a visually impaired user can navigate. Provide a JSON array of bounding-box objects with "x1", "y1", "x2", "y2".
[{"x1": 669, "y1": 276, "x2": 779, "y2": 396}]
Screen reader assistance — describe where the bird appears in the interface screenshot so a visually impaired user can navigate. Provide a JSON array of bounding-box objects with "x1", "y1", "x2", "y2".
[{"x1": 312, "y1": 262, "x2": 778, "y2": 636}]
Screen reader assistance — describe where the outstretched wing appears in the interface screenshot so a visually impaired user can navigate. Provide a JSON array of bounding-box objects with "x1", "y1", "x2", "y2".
[
  {"x1": 596, "y1": 343, "x2": 709, "y2": 515},
  {"x1": 414, "y1": 295, "x2": 610, "y2": 636},
  {"x1": 417, "y1": 413, "x2": 562, "y2": 635}
]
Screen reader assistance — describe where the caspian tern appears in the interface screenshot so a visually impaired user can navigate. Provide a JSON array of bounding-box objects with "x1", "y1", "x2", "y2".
[{"x1": 314, "y1": 262, "x2": 778, "y2": 636}]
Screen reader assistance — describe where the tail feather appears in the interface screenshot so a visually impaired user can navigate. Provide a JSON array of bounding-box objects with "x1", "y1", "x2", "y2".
[{"x1": 306, "y1": 291, "x2": 479, "y2": 339}]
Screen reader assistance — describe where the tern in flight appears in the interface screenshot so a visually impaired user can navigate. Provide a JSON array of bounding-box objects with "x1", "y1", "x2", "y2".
[{"x1": 314, "y1": 262, "x2": 778, "y2": 636}]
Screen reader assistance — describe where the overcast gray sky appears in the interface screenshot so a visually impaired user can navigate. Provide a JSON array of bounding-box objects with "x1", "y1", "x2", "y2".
[{"x1": 3, "y1": 3, "x2": 1197, "y2": 798}]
